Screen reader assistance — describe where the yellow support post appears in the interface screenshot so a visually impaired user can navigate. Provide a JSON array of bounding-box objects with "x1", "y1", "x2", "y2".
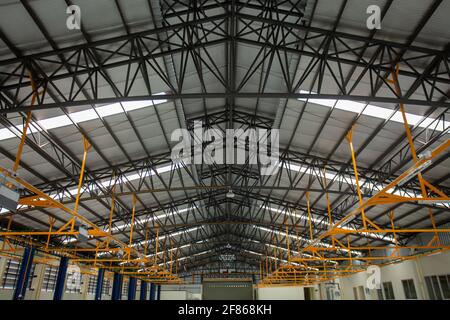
[
  {"x1": 45, "y1": 217, "x2": 56, "y2": 251},
  {"x1": 13, "y1": 74, "x2": 41, "y2": 173},
  {"x1": 143, "y1": 224, "x2": 149, "y2": 257},
  {"x1": 390, "y1": 65, "x2": 441, "y2": 244},
  {"x1": 306, "y1": 191, "x2": 314, "y2": 241},
  {"x1": 285, "y1": 221, "x2": 290, "y2": 261},
  {"x1": 389, "y1": 211, "x2": 400, "y2": 258},
  {"x1": 346, "y1": 127, "x2": 368, "y2": 230},
  {"x1": 169, "y1": 238, "x2": 174, "y2": 274},
  {"x1": 73, "y1": 137, "x2": 91, "y2": 215},
  {"x1": 154, "y1": 225, "x2": 159, "y2": 265},
  {"x1": 128, "y1": 194, "x2": 137, "y2": 259},
  {"x1": 260, "y1": 260, "x2": 263, "y2": 283}
]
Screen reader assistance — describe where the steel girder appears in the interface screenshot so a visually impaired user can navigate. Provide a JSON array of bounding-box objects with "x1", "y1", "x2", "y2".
[
  {"x1": 7, "y1": 107, "x2": 448, "y2": 252},
  {"x1": 1, "y1": 0, "x2": 449, "y2": 278},
  {"x1": 0, "y1": 1, "x2": 449, "y2": 113}
]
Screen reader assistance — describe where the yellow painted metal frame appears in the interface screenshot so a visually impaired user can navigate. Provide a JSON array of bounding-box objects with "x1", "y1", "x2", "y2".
[{"x1": 259, "y1": 66, "x2": 450, "y2": 286}]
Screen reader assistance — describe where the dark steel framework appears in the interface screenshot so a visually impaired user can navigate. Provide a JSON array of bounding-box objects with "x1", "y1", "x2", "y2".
[{"x1": 0, "y1": 0, "x2": 449, "y2": 279}]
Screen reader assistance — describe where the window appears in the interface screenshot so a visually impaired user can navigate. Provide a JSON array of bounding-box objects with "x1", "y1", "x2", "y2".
[
  {"x1": 352, "y1": 287, "x2": 358, "y2": 300},
  {"x1": 377, "y1": 288, "x2": 384, "y2": 300},
  {"x1": 122, "y1": 281, "x2": 128, "y2": 297},
  {"x1": 103, "y1": 278, "x2": 111, "y2": 296},
  {"x1": 383, "y1": 281, "x2": 395, "y2": 300},
  {"x1": 1, "y1": 259, "x2": 35, "y2": 290},
  {"x1": 439, "y1": 275, "x2": 450, "y2": 299},
  {"x1": 41, "y1": 265, "x2": 58, "y2": 292},
  {"x1": 87, "y1": 275, "x2": 97, "y2": 295},
  {"x1": 425, "y1": 275, "x2": 450, "y2": 300},
  {"x1": 401, "y1": 279, "x2": 417, "y2": 299},
  {"x1": 352, "y1": 286, "x2": 365, "y2": 300},
  {"x1": 65, "y1": 271, "x2": 83, "y2": 294}
]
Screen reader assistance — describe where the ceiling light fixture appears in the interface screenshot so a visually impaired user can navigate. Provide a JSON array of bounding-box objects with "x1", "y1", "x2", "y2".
[
  {"x1": 226, "y1": 189, "x2": 235, "y2": 198},
  {"x1": 397, "y1": 160, "x2": 432, "y2": 187}
]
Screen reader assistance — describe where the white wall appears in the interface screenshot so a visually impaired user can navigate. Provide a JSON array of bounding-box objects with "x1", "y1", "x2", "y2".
[
  {"x1": 257, "y1": 286, "x2": 303, "y2": 300},
  {"x1": 339, "y1": 250, "x2": 450, "y2": 300},
  {"x1": 160, "y1": 290, "x2": 190, "y2": 300},
  {"x1": 257, "y1": 285, "x2": 320, "y2": 300},
  {"x1": 160, "y1": 284, "x2": 202, "y2": 300},
  {"x1": 1, "y1": 249, "x2": 449, "y2": 300}
]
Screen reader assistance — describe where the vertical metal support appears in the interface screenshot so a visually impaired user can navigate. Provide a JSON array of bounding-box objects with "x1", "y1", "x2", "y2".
[
  {"x1": 346, "y1": 236, "x2": 353, "y2": 268},
  {"x1": 306, "y1": 191, "x2": 314, "y2": 240},
  {"x1": 112, "y1": 272, "x2": 123, "y2": 300},
  {"x1": 8, "y1": 75, "x2": 39, "y2": 253},
  {"x1": 259, "y1": 260, "x2": 263, "y2": 282},
  {"x1": 149, "y1": 283, "x2": 155, "y2": 300},
  {"x1": 140, "y1": 281, "x2": 147, "y2": 300},
  {"x1": 128, "y1": 194, "x2": 137, "y2": 260},
  {"x1": 285, "y1": 221, "x2": 290, "y2": 261},
  {"x1": 273, "y1": 236, "x2": 277, "y2": 270},
  {"x1": 346, "y1": 128, "x2": 368, "y2": 230},
  {"x1": 265, "y1": 256, "x2": 268, "y2": 278},
  {"x1": 143, "y1": 224, "x2": 149, "y2": 256},
  {"x1": 169, "y1": 238, "x2": 174, "y2": 274},
  {"x1": 13, "y1": 246, "x2": 35, "y2": 300},
  {"x1": 390, "y1": 66, "x2": 439, "y2": 243},
  {"x1": 157, "y1": 284, "x2": 161, "y2": 300},
  {"x1": 389, "y1": 211, "x2": 399, "y2": 258},
  {"x1": 13, "y1": 74, "x2": 39, "y2": 173},
  {"x1": 45, "y1": 217, "x2": 56, "y2": 251},
  {"x1": 154, "y1": 225, "x2": 159, "y2": 265},
  {"x1": 107, "y1": 192, "x2": 115, "y2": 247},
  {"x1": 322, "y1": 168, "x2": 334, "y2": 227},
  {"x1": 74, "y1": 137, "x2": 91, "y2": 214},
  {"x1": 128, "y1": 277, "x2": 137, "y2": 300},
  {"x1": 95, "y1": 268, "x2": 105, "y2": 300},
  {"x1": 53, "y1": 256, "x2": 69, "y2": 300},
  {"x1": 163, "y1": 240, "x2": 166, "y2": 266}
]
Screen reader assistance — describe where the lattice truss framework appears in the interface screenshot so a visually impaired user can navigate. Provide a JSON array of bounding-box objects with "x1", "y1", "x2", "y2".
[{"x1": 0, "y1": 0, "x2": 449, "y2": 284}]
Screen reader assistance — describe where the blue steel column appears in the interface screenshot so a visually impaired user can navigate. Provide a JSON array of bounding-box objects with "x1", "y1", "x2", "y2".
[
  {"x1": 95, "y1": 268, "x2": 105, "y2": 300},
  {"x1": 157, "y1": 284, "x2": 161, "y2": 300},
  {"x1": 13, "y1": 247, "x2": 35, "y2": 300},
  {"x1": 128, "y1": 277, "x2": 137, "y2": 300},
  {"x1": 140, "y1": 281, "x2": 147, "y2": 300},
  {"x1": 53, "y1": 256, "x2": 68, "y2": 300},
  {"x1": 112, "y1": 273, "x2": 123, "y2": 300},
  {"x1": 149, "y1": 283, "x2": 155, "y2": 300}
]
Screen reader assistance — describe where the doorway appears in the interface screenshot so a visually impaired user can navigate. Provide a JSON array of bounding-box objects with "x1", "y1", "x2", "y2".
[{"x1": 304, "y1": 287, "x2": 314, "y2": 300}]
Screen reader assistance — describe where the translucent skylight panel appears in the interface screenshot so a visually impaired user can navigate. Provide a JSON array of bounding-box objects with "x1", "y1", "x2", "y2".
[
  {"x1": 38, "y1": 115, "x2": 72, "y2": 130},
  {"x1": 299, "y1": 90, "x2": 449, "y2": 131},
  {"x1": 0, "y1": 94, "x2": 167, "y2": 141},
  {"x1": 335, "y1": 100, "x2": 365, "y2": 113},
  {"x1": 69, "y1": 109, "x2": 99, "y2": 123},
  {"x1": 96, "y1": 103, "x2": 123, "y2": 118}
]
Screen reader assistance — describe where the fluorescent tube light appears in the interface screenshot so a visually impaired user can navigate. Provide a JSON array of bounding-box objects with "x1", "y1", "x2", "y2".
[
  {"x1": 397, "y1": 160, "x2": 432, "y2": 187},
  {"x1": 0, "y1": 94, "x2": 167, "y2": 141}
]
